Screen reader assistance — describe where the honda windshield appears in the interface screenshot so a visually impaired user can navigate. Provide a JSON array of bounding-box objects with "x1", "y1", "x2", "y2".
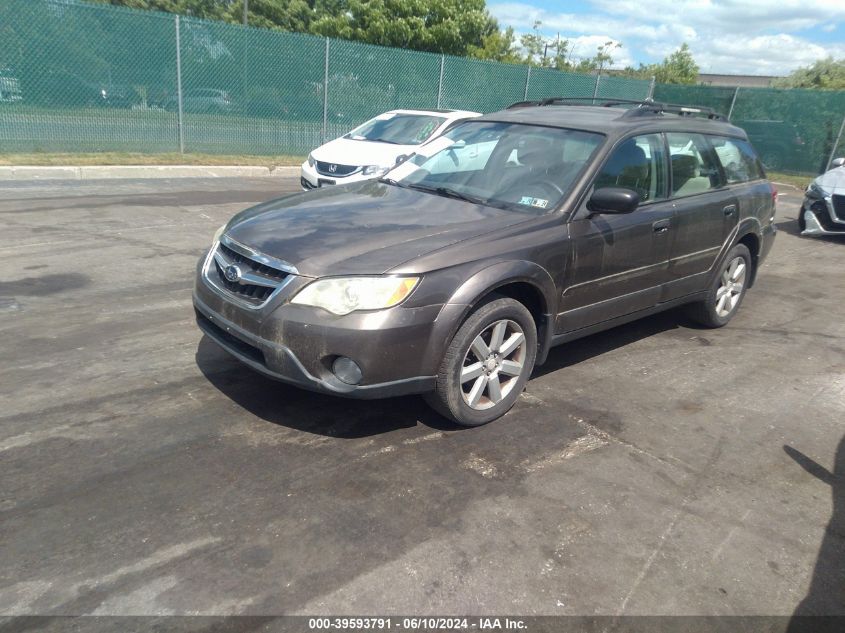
[{"x1": 345, "y1": 113, "x2": 446, "y2": 145}]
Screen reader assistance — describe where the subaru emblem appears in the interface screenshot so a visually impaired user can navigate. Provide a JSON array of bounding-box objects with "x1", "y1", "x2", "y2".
[{"x1": 224, "y1": 264, "x2": 242, "y2": 283}]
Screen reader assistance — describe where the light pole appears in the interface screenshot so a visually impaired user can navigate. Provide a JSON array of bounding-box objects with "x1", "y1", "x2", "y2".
[{"x1": 243, "y1": 0, "x2": 248, "y2": 26}]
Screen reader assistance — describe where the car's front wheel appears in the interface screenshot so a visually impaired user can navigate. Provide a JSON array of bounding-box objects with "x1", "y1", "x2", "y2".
[
  {"x1": 425, "y1": 296, "x2": 537, "y2": 426},
  {"x1": 686, "y1": 243, "x2": 751, "y2": 328}
]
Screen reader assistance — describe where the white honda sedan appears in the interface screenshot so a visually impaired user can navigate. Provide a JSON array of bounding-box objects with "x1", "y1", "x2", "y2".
[{"x1": 300, "y1": 108, "x2": 481, "y2": 190}]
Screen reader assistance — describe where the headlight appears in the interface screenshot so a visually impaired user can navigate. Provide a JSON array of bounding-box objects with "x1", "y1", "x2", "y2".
[
  {"x1": 362, "y1": 164, "x2": 391, "y2": 176},
  {"x1": 307, "y1": 153, "x2": 315, "y2": 168},
  {"x1": 291, "y1": 276, "x2": 419, "y2": 315},
  {"x1": 212, "y1": 224, "x2": 226, "y2": 247},
  {"x1": 806, "y1": 183, "x2": 823, "y2": 199}
]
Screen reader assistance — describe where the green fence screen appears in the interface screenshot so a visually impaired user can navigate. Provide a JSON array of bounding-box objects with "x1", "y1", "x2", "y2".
[{"x1": 1, "y1": 0, "x2": 844, "y2": 173}]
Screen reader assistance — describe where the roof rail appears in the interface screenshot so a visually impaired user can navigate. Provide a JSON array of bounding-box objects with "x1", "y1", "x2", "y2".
[
  {"x1": 505, "y1": 97, "x2": 727, "y2": 121},
  {"x1": 618, "y1": 101, "x2": 727, "y2": 121}
]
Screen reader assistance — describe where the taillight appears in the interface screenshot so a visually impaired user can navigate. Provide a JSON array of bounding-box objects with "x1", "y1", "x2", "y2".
[{"x1": 771, "y1": 183, "x2": 778, "y2": 204}]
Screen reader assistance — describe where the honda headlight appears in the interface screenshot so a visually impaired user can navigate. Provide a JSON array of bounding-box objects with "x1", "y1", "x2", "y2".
[
  {"x1": 291, "y1": 276, "x2": 419, "y2": 315},
  {"x1": 307, "y1": 153, "x2": 315, "y2": 168},
  {"x1": 362, "y1": 164, "x2": 391, "y2": 176}
]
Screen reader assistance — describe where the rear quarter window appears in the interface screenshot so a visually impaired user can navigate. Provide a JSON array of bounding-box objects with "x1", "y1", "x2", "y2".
[{"x1": 710, "y1": 136, "x2": 765, "y2": 184}]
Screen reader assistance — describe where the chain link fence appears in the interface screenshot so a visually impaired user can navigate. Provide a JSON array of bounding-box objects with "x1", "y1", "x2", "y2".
[{"x1": 2, "y1": 0, "x2": 844, "y2": 174}]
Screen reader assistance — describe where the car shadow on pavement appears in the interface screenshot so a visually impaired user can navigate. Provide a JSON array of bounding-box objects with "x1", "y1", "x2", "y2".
[
  {"x1": 533, "y1": 307, "x2": 689, "y2": 378},
  {"x1": 784, "y1": 436, "x2": 845, "y2": 630},
  {"x1": 775, "y1": 218, "x2": 802, "y2": 237},
  {"x1": 776, "y1": 217, "x2": 845, "y2": 241},
  {"x1": 195, "y1": 336, "x2": 461, "y2": 438}
]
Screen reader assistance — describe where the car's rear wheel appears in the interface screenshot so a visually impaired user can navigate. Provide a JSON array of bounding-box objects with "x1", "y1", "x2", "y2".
[
  {"x1": 686, "y1": 243, "x2": 751, "y2": 328},
  {"x1": 425, "y1": 296, "x2": 537, "y2": 426}
]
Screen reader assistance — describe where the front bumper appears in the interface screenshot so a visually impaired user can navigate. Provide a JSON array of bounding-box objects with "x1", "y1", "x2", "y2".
[
  {"x1": 300, "y1": 161, "x2": 377, "y2": 191},
  {"x1": 193, "y1": 261, "x2": 442, "y2": 399},
  {"x1": 801, "y1": 197, "x2": 845, "y2": 236}
]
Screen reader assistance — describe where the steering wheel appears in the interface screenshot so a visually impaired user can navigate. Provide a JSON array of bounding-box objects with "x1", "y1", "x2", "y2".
[{"x1": 521, "y1": 178, "x2": 565, "y2": 199}]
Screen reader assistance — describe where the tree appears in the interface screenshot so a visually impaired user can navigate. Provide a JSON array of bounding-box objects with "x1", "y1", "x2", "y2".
[
  {"x1": 573, "y1": 41, "x2": 620, "y2": 74},
  {"x1": 620, "y1": 43, "x2": 698, "y2": 84},
  {"x1": 518, "y1": 21, "x2": 571, "y2": 69},
  {"x1": 774, "y1": 58, "x2": 845, "y2": 90},
  {"x1": 91, "y1": 0, "x2": 228, "y2": 19},
  {"x1": 309, "y1": 0, "x2": 495, "y2": 57},
  {"x1": 468, "y1": 22, "x2": 520, "y2": 64},
  {"x1": 651, "y1": 43, "x2": 698, "y2": 84}
]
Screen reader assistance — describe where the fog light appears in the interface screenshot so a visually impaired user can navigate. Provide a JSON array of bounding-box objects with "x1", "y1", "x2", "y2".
[{"x1": 332, "y1": 356, "x2": 362, "y2": 385}]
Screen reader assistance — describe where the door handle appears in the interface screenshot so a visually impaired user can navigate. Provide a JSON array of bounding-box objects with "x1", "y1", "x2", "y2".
[
  {"x1": 652, "y1": 219, "x2": 671, "y2": 233},
  {"x1": 723, "y1": 204, "x2": 737, "y2": 216}
]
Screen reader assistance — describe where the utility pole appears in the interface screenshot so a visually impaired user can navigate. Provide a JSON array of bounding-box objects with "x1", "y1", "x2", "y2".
[{"x1": 243, "y1": 0, "x2": 248, "y2": 26}]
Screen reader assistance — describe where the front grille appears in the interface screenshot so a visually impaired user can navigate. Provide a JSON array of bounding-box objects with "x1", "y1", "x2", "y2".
[
  {"x1": 207, "y1": 240, "x2": 291, "y2": 306},
  {"x1": 315, "y1": 161, "x2": 357, "y2": 177},
  {"x1": 195, "y1": 309, "x2": 265, "y2": 366},
  {"x1": 810, "y1": 201, "x2": 842, "y2": 232},
  {"x1": 830, "y1": 194, "x2": 845, "y2": 222}
]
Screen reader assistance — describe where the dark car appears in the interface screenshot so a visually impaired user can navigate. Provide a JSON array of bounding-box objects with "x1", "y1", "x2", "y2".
[
  {"x1": 26, "y1": 71, "x2": 140, "y2": 109},
  {"x1": 164, "y1": 88, "x2": 232, "y2": 114},
  {"x1": 194, "y1": 99, "x2": 777, "y2": 426}
]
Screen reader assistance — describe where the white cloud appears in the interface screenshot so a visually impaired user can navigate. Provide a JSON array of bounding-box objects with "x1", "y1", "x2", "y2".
[
  {"x1": 694, "y1": 34, "x2": 845, "y2": 74},
  {"x1": 489, "y1": 1, "x2": 845, "y2": 74}
]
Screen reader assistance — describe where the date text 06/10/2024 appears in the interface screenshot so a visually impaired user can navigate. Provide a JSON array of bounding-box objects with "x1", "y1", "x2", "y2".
[{"x1": 307, "y1": 617, "x2": 528, "y2": 630}]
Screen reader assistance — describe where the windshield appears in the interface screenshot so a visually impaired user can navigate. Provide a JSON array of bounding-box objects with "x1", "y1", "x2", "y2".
[
  {"x1": 385, "y1": 121, "x2": 604, "y2": 214},
  {"x1": 345, "y1": 113, "x2": 446, "y2": 145}
]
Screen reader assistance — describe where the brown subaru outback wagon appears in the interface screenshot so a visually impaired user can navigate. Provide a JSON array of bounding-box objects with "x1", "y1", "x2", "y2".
[{"x1": 194, "y1": 99, "x2": 777, "y2": 426}]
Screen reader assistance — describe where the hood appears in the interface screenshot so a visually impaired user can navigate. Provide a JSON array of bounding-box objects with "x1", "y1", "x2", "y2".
[
  {"x1": 813, "y1": 166, "x2": 845, "y2": 195},
  {"x1": 312, "y1": 137, "x2": 416, "y2": 168},
  {"x1": 224, "y1": 181, "x2": 528, "y2": 277}
]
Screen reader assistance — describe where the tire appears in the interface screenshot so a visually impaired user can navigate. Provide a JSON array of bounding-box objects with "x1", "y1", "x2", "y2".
[
  {"x1": 425, "y1": 296, "x2": 537, "y2": 426},
  {"x1": 686, "y1": 243, "x2": 752, "y2": 328},
  {"x1": 798, "y1": 207, "x2": 807, "y2": 233}
]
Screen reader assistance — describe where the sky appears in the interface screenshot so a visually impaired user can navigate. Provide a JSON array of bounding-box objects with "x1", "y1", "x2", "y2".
[{"x1": 488, "y1": 0, "x2": 845, "y2": 76}]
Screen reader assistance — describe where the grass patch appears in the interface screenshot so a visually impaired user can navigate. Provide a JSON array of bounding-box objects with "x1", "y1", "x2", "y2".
[
  {"x1": 0, "y1": 152, "x2": 305, "y2": 167},
  {"x1": 768, "y1": 171, "x2": 814, "y2": 190}
]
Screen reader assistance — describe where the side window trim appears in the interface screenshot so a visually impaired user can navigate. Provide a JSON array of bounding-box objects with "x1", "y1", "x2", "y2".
[
  {"x1": 702, "y1": 134, "x2": 728, "y2": 189},
  {"x1": 661, "y1": 132, "x2": 673, "y2": 200}
]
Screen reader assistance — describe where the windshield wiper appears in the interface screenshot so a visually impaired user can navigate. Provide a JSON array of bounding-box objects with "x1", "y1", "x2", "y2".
[
  {"x1": 378, "y1": 177, "x2": 406, "y2": 188},
  {"x1": 406, "y1": 184, "x2": 487, "y2": 205},
  {"x1": 369, "y1": 138, "x2": 402, "y2": 145}
]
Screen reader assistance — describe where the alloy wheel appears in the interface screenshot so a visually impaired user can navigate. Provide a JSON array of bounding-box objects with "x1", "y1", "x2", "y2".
[
  {"x1": 460, "y1": 319, "x2": 527, "y2": 410},
  {"x1": 716, "y1": 256, "x2": 747, "y2": 318}
]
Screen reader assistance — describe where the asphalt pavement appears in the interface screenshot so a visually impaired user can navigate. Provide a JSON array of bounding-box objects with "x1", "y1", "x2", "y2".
[{"x1": 0, "y1": 178, "x2": 843, "y2": 617}]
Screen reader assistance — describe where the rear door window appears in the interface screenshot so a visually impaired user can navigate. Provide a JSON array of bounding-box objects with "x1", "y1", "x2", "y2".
[
  {"x1": 667, "y1": 133, "x2": 723, "y2": 197},
  {"x1": 710, "y1": 136, "x2": 766, "y2": 183}
]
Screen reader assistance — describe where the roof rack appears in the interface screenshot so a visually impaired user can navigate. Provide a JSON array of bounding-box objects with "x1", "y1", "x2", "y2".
[{"x1": 505, "y1": 97, "x2": 727, "y2": 121}]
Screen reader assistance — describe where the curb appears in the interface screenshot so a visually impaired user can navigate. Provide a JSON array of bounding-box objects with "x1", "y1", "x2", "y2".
[{"x1": 0, "y1": 165, "x2": 301, "y2": 181}]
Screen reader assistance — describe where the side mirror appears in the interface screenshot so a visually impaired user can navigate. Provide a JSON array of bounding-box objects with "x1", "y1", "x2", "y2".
[
  {"x1": 831, "y1": 157, "x2": 845, "y2": 169},
  {"x1": 588, "y1": 187, "x2": 640, "y2": 214}
]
